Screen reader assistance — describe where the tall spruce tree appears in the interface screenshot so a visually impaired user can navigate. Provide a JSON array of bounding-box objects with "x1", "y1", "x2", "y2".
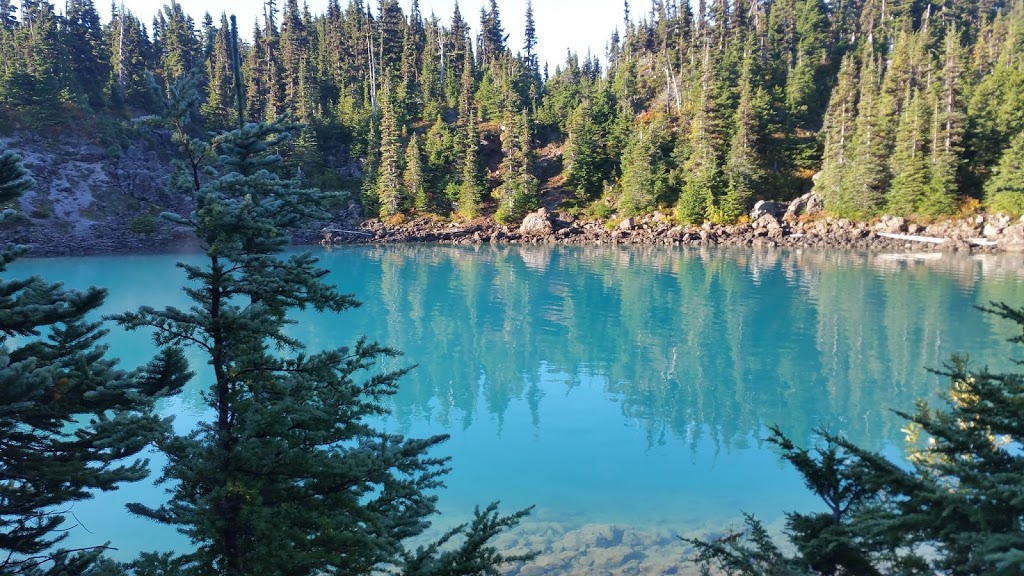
[
  {"x1": 924, "y1": 30, "x2": 966, "y2": 217},
  {"x1": 721, "y1": 48, "x2": 766, "y2": 222},
  {"x1": 886, "y1": 88, "x2": 931, "y2": 216},
  {"x1": 841, "y1": 51, "x2": 888, "y2": 217},
  {"x1": 677, "y1": 39, "x2": 727, "y2": 224},
  {"x1": 814, "y1": 53, "x2": 862, "y2": 217},
  {"x1": 64, "y1": 0, "x2": 109, "y2": 108},
  {"x1": 115, "y1": 75, "x2": 531, "y2": 576},
  {"x1": 377, "y1": 77, "x2": 403, "y2": 218},
  {"x1": 0, "y1": 148, "x2": 188, "y2": 574}
]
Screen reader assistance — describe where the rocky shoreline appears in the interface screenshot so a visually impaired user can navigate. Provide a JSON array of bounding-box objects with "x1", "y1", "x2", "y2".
[
  {"x1": 16, "y1": 208, "x2": 1024, "y2": 257},
  {"x1": 321, "y1": 205, "x2": 1024, "y2": 254}
]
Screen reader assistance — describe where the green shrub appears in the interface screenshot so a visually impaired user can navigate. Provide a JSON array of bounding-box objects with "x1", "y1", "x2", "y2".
[
  {"x1": 986, "y1": 191, "x2": 1024, "y2": 218},
  {"x1": 128, "y1": 214, "x2": 158, "y2": 235}
]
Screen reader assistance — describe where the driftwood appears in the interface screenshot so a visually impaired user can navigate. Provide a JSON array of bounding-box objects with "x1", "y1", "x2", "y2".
[
  {"x1": 322, "y1": 227, "x2": 373, "y2": 237},
  {"x1": 876, "y1": 232, "x2": 998, "y2": 247}
]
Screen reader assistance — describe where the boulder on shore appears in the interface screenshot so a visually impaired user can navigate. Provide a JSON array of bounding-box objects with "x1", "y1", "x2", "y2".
[
  {"x1": 520, "y1": 208, "x2": 554, "y2": 237},
  {"x1": 1002, "y1": 223, "x2": 1024, "y2": 252},
  {"x1": 784, "y1": 193, "x2": 824, "y2": 220},
  {"x1": 751, "y1": 200, "x2": 785, "y2": 220}
]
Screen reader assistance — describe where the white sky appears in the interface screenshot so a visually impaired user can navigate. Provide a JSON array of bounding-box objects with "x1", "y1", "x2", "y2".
[{"x1": 98, "y1": 0, "x2": 626, "y2": 69}]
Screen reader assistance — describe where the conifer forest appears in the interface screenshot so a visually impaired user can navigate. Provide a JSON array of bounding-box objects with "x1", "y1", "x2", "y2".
[
  {"x1": 3, "y1": 0, "x2": 1024, "y2": 575},
  {"x1": 2, "y1": 0, "x2": 1024, "y2": 223}
]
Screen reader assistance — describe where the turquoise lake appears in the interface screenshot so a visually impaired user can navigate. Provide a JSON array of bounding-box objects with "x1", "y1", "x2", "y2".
[{"x1": 12, "y1": 245, "x2": 1024, "y2": 574}]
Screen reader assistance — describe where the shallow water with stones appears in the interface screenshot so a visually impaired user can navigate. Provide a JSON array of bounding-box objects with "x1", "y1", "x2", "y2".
[{"x1": 14, "y1": 245, "x2": 1024, "y2": 574}]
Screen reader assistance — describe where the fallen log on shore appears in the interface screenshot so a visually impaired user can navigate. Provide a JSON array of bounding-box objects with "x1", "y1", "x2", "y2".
[{"x1": 876, "y1": 232, "x2": 998, "y2": 247}]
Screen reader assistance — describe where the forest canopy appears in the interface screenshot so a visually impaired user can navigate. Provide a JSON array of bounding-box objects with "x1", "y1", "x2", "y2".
[{"x1": 2, "y1": 0, "x2": 1024, "y2": 221}]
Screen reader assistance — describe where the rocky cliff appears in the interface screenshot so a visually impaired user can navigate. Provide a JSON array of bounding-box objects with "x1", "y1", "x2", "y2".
[{"x1": 0, "y1": 129, "x2": 196, "y2": 255}]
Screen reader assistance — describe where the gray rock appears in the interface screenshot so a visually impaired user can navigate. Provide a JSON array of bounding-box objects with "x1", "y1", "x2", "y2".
[
  {"x1": 785, "y1": 193, "x2": 824, "y2": 219},
  {"x1": 1002, "y1": 223, "x2": 1024, "y2": 252},
  {"x1": 617, "y1": 217, "x2": 634, "y2": 231},
  {"x1": 519, "y1": 208, "x2": 554, "y2": 237},
  {"x1": 984, "y1": 223, "x2": 1003, "y2": 238},
  {"x1": 751, "y1": 200, "x2": 785, "y2": 220},
  {"x1": 875, "y1": 215, "x2": 906, "y2": 234},
  {"x1": 752, "y1": 214, "x2": 783, "y2": 239}
]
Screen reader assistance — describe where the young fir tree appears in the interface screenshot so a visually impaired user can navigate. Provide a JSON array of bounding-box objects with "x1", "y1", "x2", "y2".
[
  {"x1": 565, "y1": 99, "x2": 606, "y2": 202},
  {"x1": 687, "y1": 303, "x2": 1024, "y2": 575},
  {"x1": 405, "y1": 134, "x2": 428, "y2": 212},
  {"x1": 495, "y1": 108, "x2": 539, "y2": 223},
  {"x1": 361, "y1": 118, "x2": 382, "y2": 215},
  {"x1": 619, "y1": 117, "x2": 667, "y2": 217},
  {"x1": 115, "y1": 76, "x2": 531, "y2": 576},
  {"x1": 424, "y1": 115, "x2": 457, "y2": 199},
  {"x1": 457, "y1": 109, "x2": 483, "y2": 219},
  {"x1": 0, "y1": 148, "x2": 188, "y2": 574}
]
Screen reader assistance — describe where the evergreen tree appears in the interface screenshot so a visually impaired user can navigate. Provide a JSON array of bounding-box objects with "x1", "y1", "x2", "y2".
[
  {"x1": 479, "y1": 0, "x2": 506, "y2": 68},
  {"x1": 105, "y1": 6, "x2": 154, "y2": 109},
  {"x1": 619, "y1": 116, "x2": 668, "y2": 217},
  {"x1": 785, "y1": 0, "x2": 830, "y2": 130},
  {"x1": 924, "y1": 30, "x2": 966, "y2": 217},
  {"x1": 424, "y1": 115, "x2": 457, "y2": 198},
  {"x1": 377, "y1": 78, "x2": 403, "y2": 218},
  {"x1": 64, "y1": 0, "x2": 109, "y2": 108},
  {"x1": 0, "y1": 148, "x2": 187, "y2": 573},
  {"x1": 279, "y1": 0, "x2": 307, "y2": 114},
  {"x1": 814, "y1": 54, "x2": 862, "y2": 217},
  {"x1": 202, "y1": 13, "x2": 236, "y2": 130},
  {"x1": 404, "y1": 134, "x2": 427, "y2": 212},
  {"x1": 523, "y1": 0, "x2": 538, "y2": 72},
  {"x1": 156, "y1": 2, "x2": 201, "y2": 83},
  {"x1": 495, "y1": 108, "x2": 538, "y2": 223},
  {"x1": 458, "y1": 110, "x2": 483, "y2": 219},
  {"x1": 565, "y1": 98, "x2": 607, "y2": 202},
  {"x1": 457, "y1": 44, "x2": 475, "y2": 124},
  {"x1": 2, "y1": 0, "x2": 62, "y2": 123},
  {"x1": 116, "y1": 78, "x2": 531, "y2": 576},
  {"x1": 721, "y1": 49, "x2": 766, "y2": 222},
  {"x1": 377, "y1": 0, "x2": 404, "y2": 74},
  {"x1": 886, "y1": 88, "x2": 931, "y2": 216},
  {"x1": 689, "y1": 303, "x2": 1024, "y2": 575},
  {"x1": 446, "y1": 1, "x2": 471, "y2": 103},
  {"x1": 361, "y1": 117, "x2": 381, "y2": 214},
  {"x1": 677, "y1": 40, "x2": 727, "y2": 224},
  {"x1": 984, "y1": 130, "x2": 1024, "y2": 216},
  {"x1": 841, "y1": 51, "x2": 888, "y2": 218}
]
